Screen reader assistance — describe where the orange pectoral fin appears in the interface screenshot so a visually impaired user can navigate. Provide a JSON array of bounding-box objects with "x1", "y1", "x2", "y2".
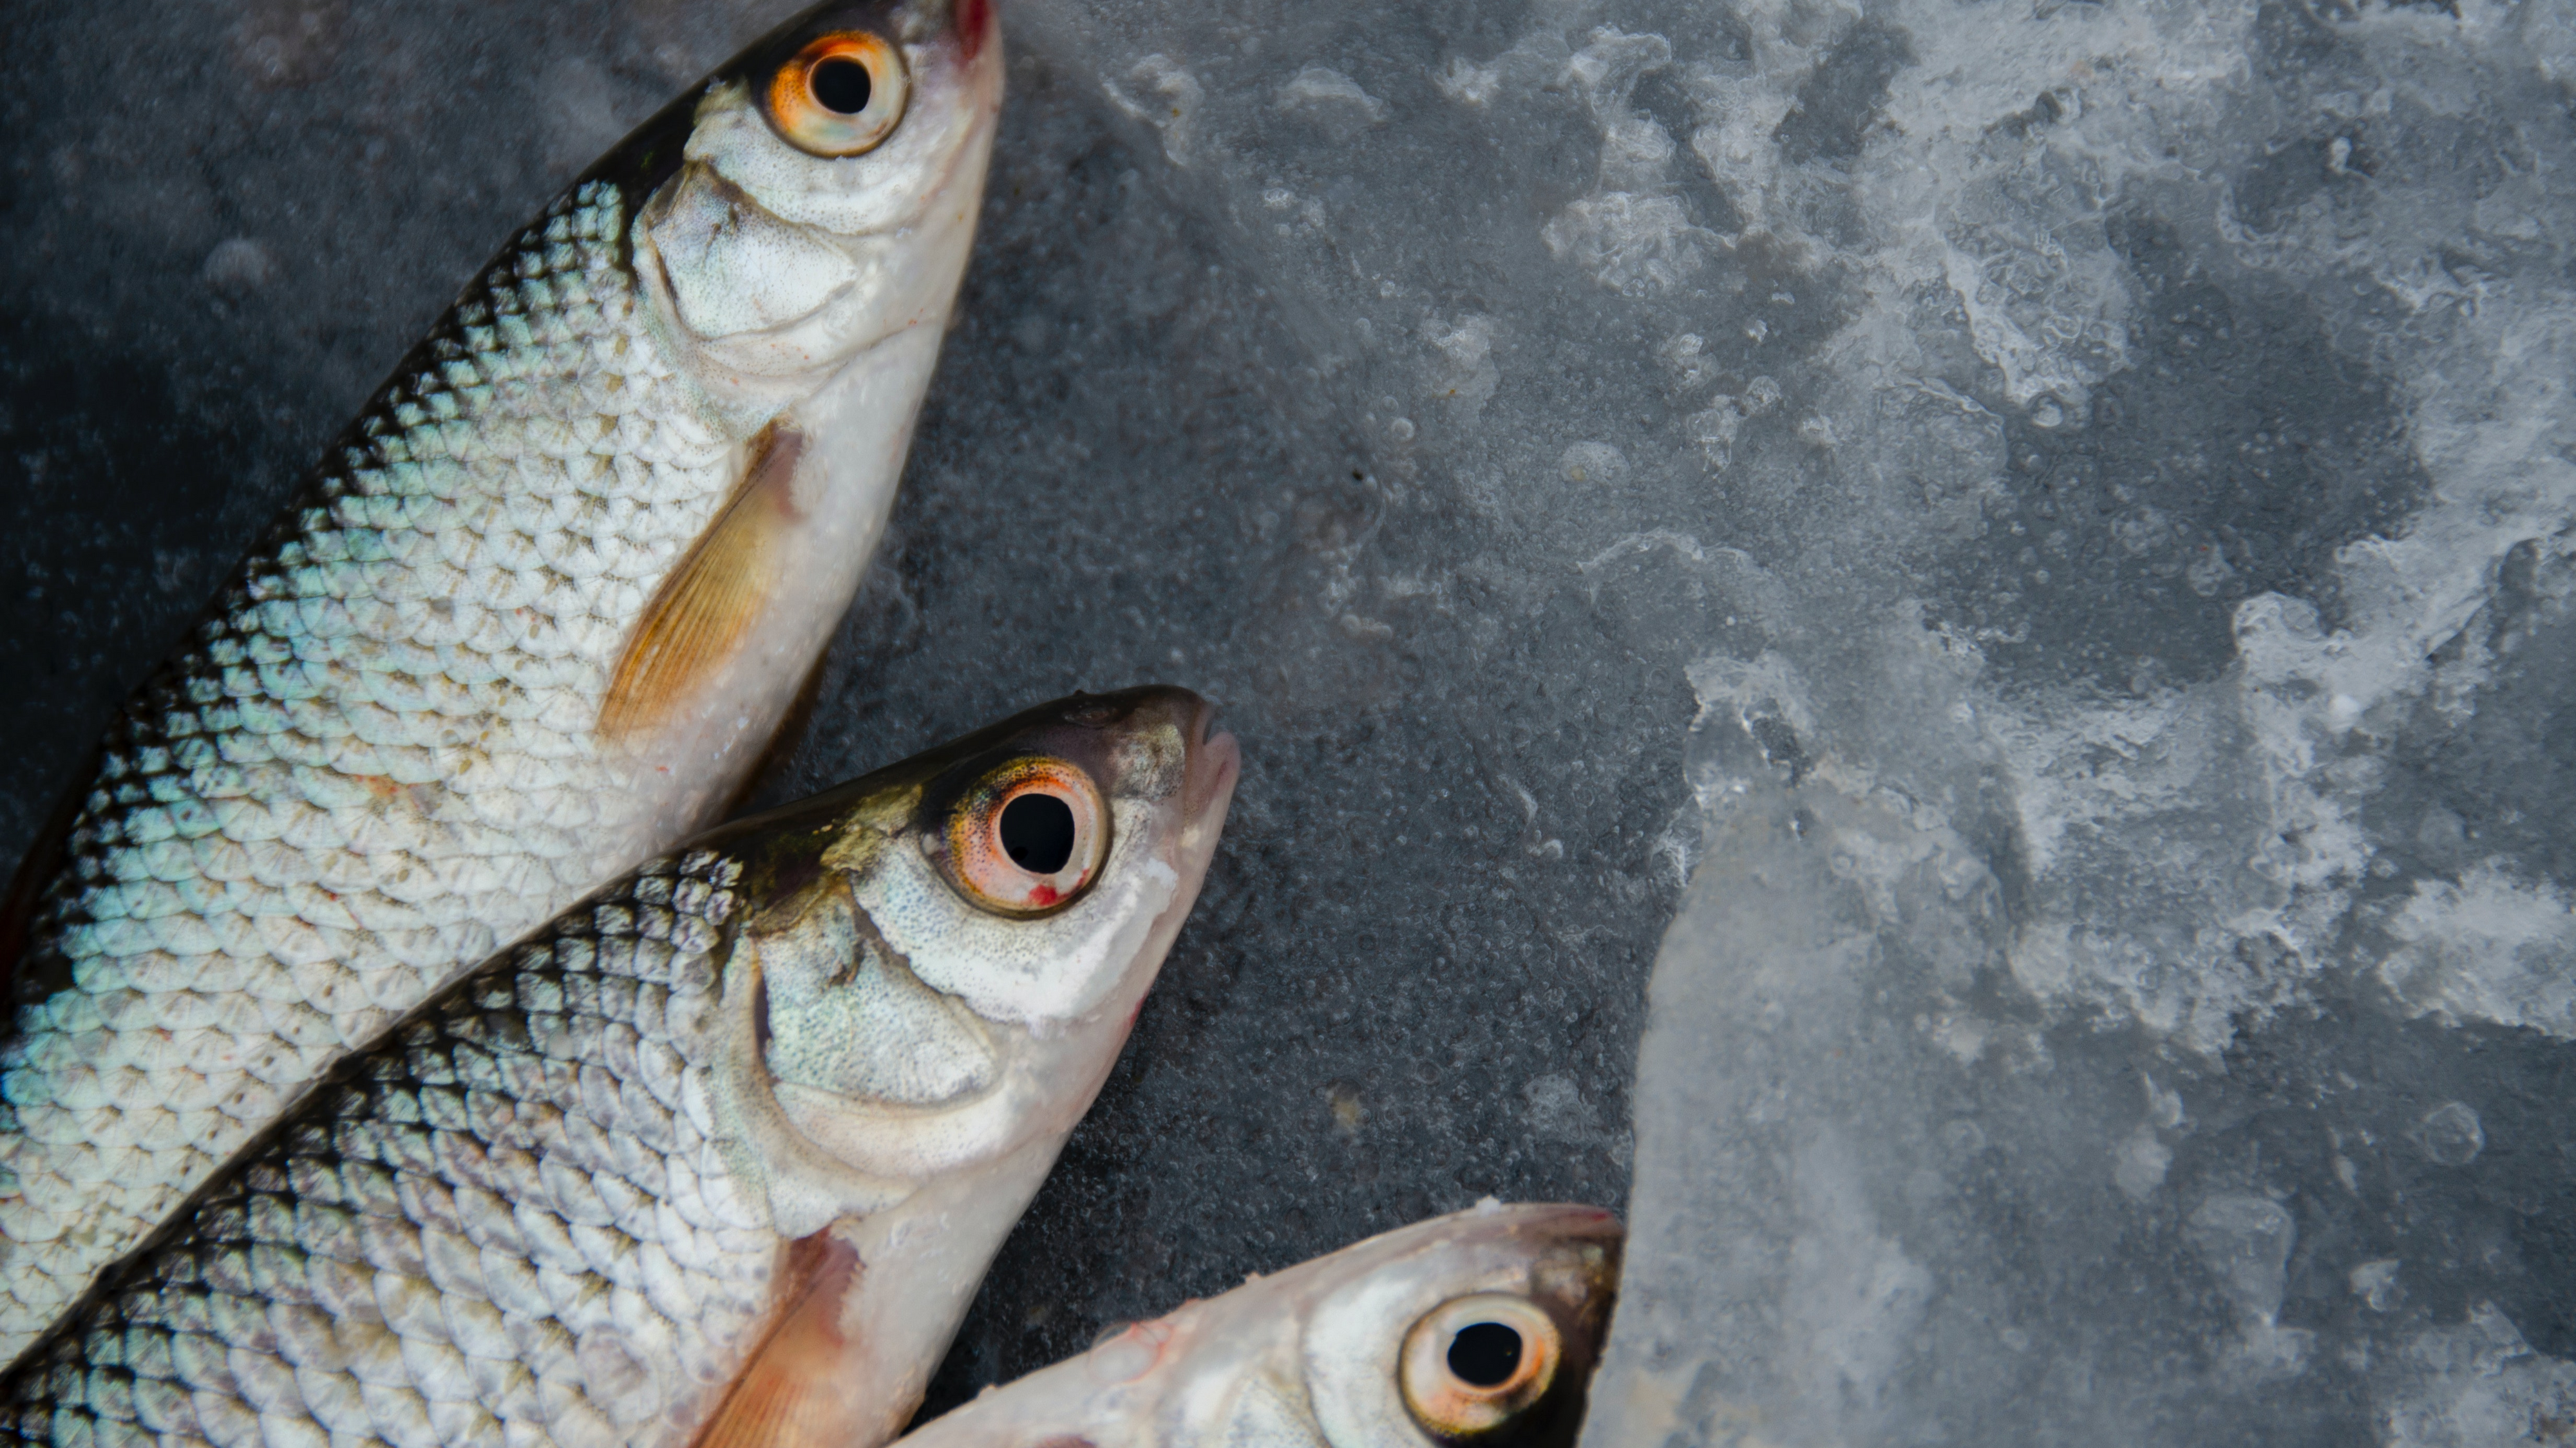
[
  {"x1": 600, "y1": 423, "x2": 808, "y2": 742},
  {"x1": 694, "y1": 1229, "x2": 868, "y2": 1448}
]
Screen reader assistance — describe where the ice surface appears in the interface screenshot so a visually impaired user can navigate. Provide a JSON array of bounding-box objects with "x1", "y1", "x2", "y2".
[{"x1": 6, "y1": 0, "x2": 2576, "y2": 1439}]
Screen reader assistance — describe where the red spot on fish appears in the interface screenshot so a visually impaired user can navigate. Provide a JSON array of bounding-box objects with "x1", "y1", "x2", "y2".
[
  {"x1": 1026, "y1": 882, "x2": 1059, "y2": 908},
  {"x1": 953, "y1": 0, "x2": 994, "y2": 60}
]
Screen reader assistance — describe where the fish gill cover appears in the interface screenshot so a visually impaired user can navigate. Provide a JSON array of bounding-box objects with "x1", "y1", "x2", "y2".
[{"x1": 7, "y1": 0, "x2": 2576, "y2": 1443}]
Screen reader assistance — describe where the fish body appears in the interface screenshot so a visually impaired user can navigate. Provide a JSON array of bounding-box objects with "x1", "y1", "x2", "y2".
[
  {"x1": 0, "y1": 686, "x2": 1240, "y2": 1448},
  {"x1": 0, "y1": 0, "x2": 1001, "y2": 1366},
  {"x1": 895, "y1": 1204, "x2": 1622, "y2": 1448}
]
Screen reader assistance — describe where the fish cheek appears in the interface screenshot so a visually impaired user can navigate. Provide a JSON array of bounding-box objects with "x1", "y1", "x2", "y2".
[
  {"x1": 647, "y1": 163, "x2": 863, "y2": 339},
  {"x1": 754, "y1": 873, "x2": 996, "y2": 1107},
  {"x1": 704, "y1": 893, "x2": 916, "y2": 1239}
]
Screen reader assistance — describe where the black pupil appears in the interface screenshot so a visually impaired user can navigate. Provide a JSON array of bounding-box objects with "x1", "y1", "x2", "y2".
[
  {"x1": 810, "y1": 56, "x2": 873, "y2": 115},
  {"x1": 1448, "y1": 1322, "x2": 1524, "y2": 1387},
  {"x1": 999, "y1": 793, "x2": 1077, "y2": 875}
]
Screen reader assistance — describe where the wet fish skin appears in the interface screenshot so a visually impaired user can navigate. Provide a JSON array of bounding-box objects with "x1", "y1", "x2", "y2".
[
  {"x1": 0, "y1": 0, "x2": 1001, "y2": 1367},
  {"x1": 0, "y1": 686, "x2": 1240, "y2": 1448},
  {"x1": 894, "y1": 1204, "x2": 1621, "y2": 1448}
]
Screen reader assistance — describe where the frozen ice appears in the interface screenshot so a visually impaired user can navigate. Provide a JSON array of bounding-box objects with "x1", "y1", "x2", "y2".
[
  {"x1": 6, "y1": 0, "x2": 2576, "y2": 1438},
  {"x1": 1549, "y1": 0, "x2": 2576, "y2": 1428},
  {"x1": 2376, "y1": 1304, "x2": 2576, "y2": 1448}
]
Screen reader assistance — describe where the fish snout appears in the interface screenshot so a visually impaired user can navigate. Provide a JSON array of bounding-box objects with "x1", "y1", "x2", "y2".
[{"x1": 1184, "y1": 695, "x2": 1240, "y2": 826}]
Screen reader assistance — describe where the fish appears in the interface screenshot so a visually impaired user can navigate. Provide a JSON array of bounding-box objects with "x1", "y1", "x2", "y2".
[
  {"x1": 0, "y1": 685, "x2": 1240, "y2": 1448},
  {"x1": 893, "y1": 1203, "x2": 1622, "y2": 1448},
  {"x1": 0, "y1": 0, "x2": 1002, "y2": 1368}
]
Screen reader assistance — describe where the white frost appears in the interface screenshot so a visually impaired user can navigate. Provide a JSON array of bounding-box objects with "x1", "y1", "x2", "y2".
[
  {"x1": 1540, "y1": 28, "x2": 1716, "y2": 295},
  {"x1": 2376, "y1": 1306, "x2": 2576, "y2": 1448},
  {"x1": 2382, "y1": 863, "x2": 2576, "y2": 1040}
]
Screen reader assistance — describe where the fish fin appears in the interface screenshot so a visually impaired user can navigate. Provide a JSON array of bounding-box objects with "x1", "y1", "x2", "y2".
[
  {"x1": 600, "y1": 423, "x2": 807, "y2": 742},
  {"x1": 692, "y1": 1229, "x2": 868, "y2": 1448}
]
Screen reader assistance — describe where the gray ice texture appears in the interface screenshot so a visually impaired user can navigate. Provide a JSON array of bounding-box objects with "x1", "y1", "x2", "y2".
[{"x1": 5, "y1": 0, "x2": 2575, "y2": 1443}]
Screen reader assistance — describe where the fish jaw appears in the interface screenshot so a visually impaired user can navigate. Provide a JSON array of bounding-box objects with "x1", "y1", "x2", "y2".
[{"x1": 888, "y1": 1205, "x2": 1625, "y2": 1448}]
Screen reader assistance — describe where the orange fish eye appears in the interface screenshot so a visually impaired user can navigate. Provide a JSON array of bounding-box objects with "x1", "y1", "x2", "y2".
[
  {"x1": 943, "y1": 760, "x2": 1110, "y2": 916},
  {"x1": 762, "y1": 31, "x2": 909, "y2": 158},
  {"x1": 1399, "y1": 1294, "x2": 1564, "y2": 1439}
]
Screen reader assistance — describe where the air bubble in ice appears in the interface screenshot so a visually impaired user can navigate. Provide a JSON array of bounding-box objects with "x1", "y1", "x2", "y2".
[
  {"x1": 202, "y1": 238, "x2": 276, "y2": 297},
  {"x1": 1561, "y1": 442, "x2": 1628, "y2": 485},
  {"x1": 2419, "y1": 1102, "x2": 2485, "y2": 1167},
  {"x1": 1420, "y1": 314, "x2": 1499, "y2": 422},
  {"x1": 2349, "y1": 1260, "x2": 2401, "y2": 1313},
  {"x1": 1274, "y1": 65, "x2": 1385, "y2": 139},
  {"x1": 2112, "y1": 1125, "x2": 2171, "y2": 1201}
]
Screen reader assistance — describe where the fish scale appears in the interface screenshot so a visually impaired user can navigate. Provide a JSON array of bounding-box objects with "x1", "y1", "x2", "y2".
[
  {"x1": 0, "y1": 181, "x2": 746, "y2": 1364},
  {"x1": 3, "y1": 849, "x2": 778, "y2": 1448}
]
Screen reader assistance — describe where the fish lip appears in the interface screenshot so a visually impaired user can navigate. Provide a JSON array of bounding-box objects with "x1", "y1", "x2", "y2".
[
  {"x1": 1525, "y1": 1202, "x2": 1625, "y2": 1253},
  {"x1": 948, "y1": 0, "x2": 998, "y2": 59},
  {"x1": 1455, "y1": 1201, "x2": 1625, "y2": 1246},
  {"x1": 1182, "y1": 698, "x2": 1240, "y2": 823}
]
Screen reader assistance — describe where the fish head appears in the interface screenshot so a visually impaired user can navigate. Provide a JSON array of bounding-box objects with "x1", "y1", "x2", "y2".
[
  {"x1": 700, "y1": 686, "x2": 1238, "y2": 1234},
  {"x1": 1294, "y1": 1204, "x2": 1624, "y2": 1448},
  {"x1": 907, "y1": 1205, "x2": 1623, "y2": 1448},
  {"x1": 632, "y1": 0, "x2": 1003, "y2": 390}
]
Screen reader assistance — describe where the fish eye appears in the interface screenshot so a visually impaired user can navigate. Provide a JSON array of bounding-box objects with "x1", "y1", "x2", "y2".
[
  {"x1": 1448, "y1": 1322, "x2": 1523, "y2": 1386},
  {"x1": 940, "y1": 758, "x2": 1110, "y2": 916},
  {"x1": 762, "y1": 31, "x2": 909, "y2": 158},
  {"x1": 1399, "y1": 1294, "x2": 1562, "y2": 1439}
]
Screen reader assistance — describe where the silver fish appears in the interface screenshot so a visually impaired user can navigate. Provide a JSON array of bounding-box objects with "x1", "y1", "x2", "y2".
[
  {"x1": 894, "y1": 1204, "x2": 1621, "y2": 1448},
  {"x1": 0, "y1": 0, "x2": 1001, "y2": 1367},
  {"x1": 0, "y1": 686, "x2": 1240, "y2": 1448}
]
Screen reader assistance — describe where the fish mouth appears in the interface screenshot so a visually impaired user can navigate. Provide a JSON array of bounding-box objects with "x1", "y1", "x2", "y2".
[
  {"x1": 1513, "y1": 1203, "x2": 1624, "y2": 1241},
  {"x1": 947, "y1": 0, "x2": 997, "y2": 59},
  {"x1": 1182, "y1": 697, "x2": 1241, "y2": 826},
  {"x1": 1433, "y1": 1202, "x2": 1625, "y2": 1261}
]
